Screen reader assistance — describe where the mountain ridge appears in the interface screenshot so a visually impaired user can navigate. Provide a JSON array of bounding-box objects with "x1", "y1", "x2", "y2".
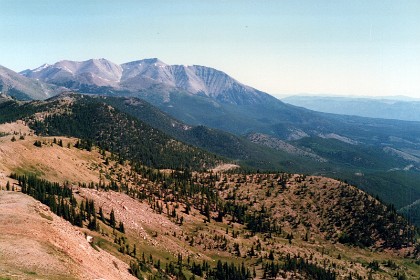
[
  {"x1": 21, "y1": 58, "x2": 277, "y2": 105},
  {"x1": 283, "y1": 95, "x2": 420, "y2": 122},
  {"x1": 0, "y1": 93, "x2": 225, "y2": 170},
  {"x1": 0, "y1": 64, "x2": 64, "y2": 100},
  {"x1": 22, "y1": 58, "x2": 123, "y2": 89}
]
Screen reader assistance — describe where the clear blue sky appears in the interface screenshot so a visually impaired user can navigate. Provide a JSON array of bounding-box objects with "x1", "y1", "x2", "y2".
[{"x1": 1, "y1": 0, "x2": 419, "y2": 97}]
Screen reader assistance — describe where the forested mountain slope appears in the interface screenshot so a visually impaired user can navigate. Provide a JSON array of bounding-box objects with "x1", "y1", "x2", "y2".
[
  {"x1": 0, "y1": 128, "x2": 419, "y2": 279},
  {"x1": 0, "y1": 93, "x2": 223, "y2": 170}
]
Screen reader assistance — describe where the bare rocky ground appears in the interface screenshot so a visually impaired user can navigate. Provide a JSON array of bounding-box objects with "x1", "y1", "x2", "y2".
[
  {"x1": 211, "y1": 163, "x2": 239, "y2": 173},
  {"x1": 0, "y1": 191, "x2": 136, "y2": 280}
]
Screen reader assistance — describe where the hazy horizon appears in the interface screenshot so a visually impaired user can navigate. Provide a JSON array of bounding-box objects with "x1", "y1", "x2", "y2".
[
  {"x1": 1, "y1": 0, "x2": 419, "y2": 98},
  {"x1": 275, "y1": 93, "x2": 420, "y2": 100}
]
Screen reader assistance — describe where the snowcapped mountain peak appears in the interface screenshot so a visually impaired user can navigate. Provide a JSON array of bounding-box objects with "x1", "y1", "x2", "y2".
[
  {"x1": 33, "y1": 63, "x2": 50, "y2": 72},
  {"x1": 22, "y1": 59, "x2": 123, "y2": 88},
  {"x1": 120, "y1": 59, "x2": 274, "y2": 104},
  {"x1": 124, "y1": 58, "x2": 167, "y2": 68},
  {"x1": 20, "y1": 58, "x2": 275, "y2": 105}
]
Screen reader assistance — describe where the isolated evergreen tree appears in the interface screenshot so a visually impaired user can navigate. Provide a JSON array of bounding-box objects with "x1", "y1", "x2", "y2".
[
  {"x1": 88, "y1": 214, "x2": 98, "y2": 231},
  {"x1": 99, "y1": 206, "x2": 105, "y2": 222},
  {"x1": 110, "y1": 209, "x2": 116, "y2": 229},
  {"x1": 119, "y1": 221, "x2": 125, "y2": 233},
  {"x1": 132, "y1": 244, "x2": 137, "y2": 257}
]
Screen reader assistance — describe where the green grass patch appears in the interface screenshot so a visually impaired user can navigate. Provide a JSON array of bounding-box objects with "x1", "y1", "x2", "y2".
[
  {"x1": 39, "y1": 212, "x2": 53, "y2": 221},
  {"x1": 12, "y1": 167, "x2": 45, "y2": 178},
  {"x1": 90, "y1": 242, "x2": 100, "y2": 252}
]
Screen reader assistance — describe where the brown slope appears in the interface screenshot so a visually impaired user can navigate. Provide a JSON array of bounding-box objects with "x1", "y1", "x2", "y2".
[
  {"x1": 0, "y1": 191, "x2": 136, "y2": 280},
  {"x1": 1, "y1": 121, "x2": 419, "y2": 279},
  {"x1": 0, "y1": 122, "x2": 103, "y2": 185}
]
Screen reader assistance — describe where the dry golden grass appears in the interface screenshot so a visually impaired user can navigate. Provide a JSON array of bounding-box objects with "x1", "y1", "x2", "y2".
[{"x1": 0, "y1": 131, "x2": 104, "y2": 186}]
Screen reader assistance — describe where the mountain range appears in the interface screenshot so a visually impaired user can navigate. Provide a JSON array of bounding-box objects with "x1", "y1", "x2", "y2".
[
  {"x1": 1, "y1": 58, "x2": 420, "y2": 279},
  {"x1": 20, "y1": 58, "x2": 273, "y2": 105},
  {"x1": 283, "y1": 95, "x2": 420, "y2": 122},
  {"x1": 3, "y1": 58, "x2": 420, "y2": 224},
  {"x1": 0, "y1": 65, "x2": 64, "y2": 100}
]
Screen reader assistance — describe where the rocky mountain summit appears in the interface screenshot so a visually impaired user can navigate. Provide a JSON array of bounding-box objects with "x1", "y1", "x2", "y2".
[{"x1": 21, "y1": 58, "x2": 275, "y2": 105}]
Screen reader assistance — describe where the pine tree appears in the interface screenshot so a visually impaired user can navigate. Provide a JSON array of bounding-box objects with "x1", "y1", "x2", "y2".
[
  {"x1": 119, "y1": 221, "x2": 125, "y2": 233},
  {"x1": 268, "y1": 250, "x2": 274, "y2": 260},
  {"x1": 110, "y1": 209, "x2": 116, "y2": 228},
  {"x1": 99, "y1": 206, "x2": 105, "y2": 222},
  {"x1": 132, "y1": 244, "x2": 137, "y2": 257},
  {"x1": 88, "y1": 214, "x2": 98, "y2": 231}
]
